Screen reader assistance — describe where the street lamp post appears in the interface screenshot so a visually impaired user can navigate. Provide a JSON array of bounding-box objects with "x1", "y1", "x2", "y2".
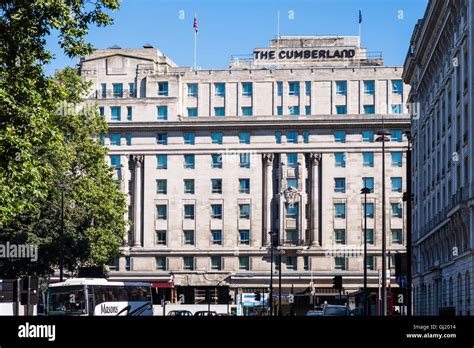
[
  {"x1": 404, "y1": 131, "x2": 413, "y2": 317},
  {"x1": 278, "y1": 243, "x2": 282, "y2": 316},
  {"x1": 268, "y1": 231, "x2": 275, "y2": 316},
  {"x1": 58, "y1": 181, "x2": 71, "y2": 282},
  {"x1": 361, "y1": 187, "x2": 371, "y2": 316},
  {"x1": 376, "y1": 130, "x2": 390, "y2": 316}
]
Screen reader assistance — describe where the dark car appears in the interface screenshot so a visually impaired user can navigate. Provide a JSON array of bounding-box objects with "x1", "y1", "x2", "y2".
[
  {"x1": 350, "y1": 307, "x2": 364, "y2": 316},
  {"x1": 167, "y1": 310, "x2": 193, "y2": 316},
  {"x1": 322, "y1": 305, "x2": 350, "y2": 316},
  {"x1": 306, "y1": 310, "x2": 324, "y2": 316},
  {"x1": 194, "y1": 311, "x2": 217, "y2": 316}
]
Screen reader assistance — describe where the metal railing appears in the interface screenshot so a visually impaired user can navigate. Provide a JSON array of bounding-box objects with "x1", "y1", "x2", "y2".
[{"x1": 88, "y1": 90, "x2": 136, "y2": 99}]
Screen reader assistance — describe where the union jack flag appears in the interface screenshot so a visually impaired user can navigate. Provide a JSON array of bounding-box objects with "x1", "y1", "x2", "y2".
[{"x1": 194, "y1": 16, "x2": 198, "y2": 33}]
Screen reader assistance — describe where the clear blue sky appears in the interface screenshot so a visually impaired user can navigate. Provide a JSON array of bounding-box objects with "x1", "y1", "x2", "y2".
[{"x1": 45, "y1": 0, "x2": 428, "y2": 75}]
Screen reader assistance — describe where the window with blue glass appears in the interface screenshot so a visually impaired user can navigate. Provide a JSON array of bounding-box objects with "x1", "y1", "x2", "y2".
[
  {"x1": 363, "y1": 177, "x2": 374, "y2": 192},
  {"x1": 110, "y1": 155, "x2": 121, "y2": 169},
  {"x1": 334, "y1": 178, "x2": 346, "y2": 193},
  {"x1": 158, "y1": 82, "x2": 168, "y2": 96},
  {"x1": 156, "y1": 133, "x2": 168, "y2": 145},
  {"x1": 156, "y1": 155, "x2": 167, "y2": 169},
  {"x1": 305, "y1": 105, "x2": 311, "y2": 115},
  {"x1": 187, "y1": 107, "x2": 198, "y2": 117},
  {"x1": 125, "y1": 134, "x2": 132, "y2": 146},
  {"x1": 156, "y1": 205, "x2": 167, "y2": 220},
  {"x1": 183, "y1": 256, "x2": 194, "y2": 270},
  {"x1": 211, "y1": 179, "x2": 222, "y2": 194},
  {"x1": 184, "y1": 204, "x2": 195, "y2": 219},
  {"x1": 187, "y1": 83, "x2": 198, "y2": 97},
  {"x1": 156, "y1": 179, "x2": 167, "y2": 194},
  {"x1": 184, "y1": 179, "x2": 195, "y2": 194},
  {"x1": 336, "y1": 105, "x2": 347, "y2": 115},
  {"x1": 287, "y1": 153, "x2": 298, "y2": 168},
  {"x1": 127, "y1": 106, "x2": 132, "y2": 121},
  {"x1": 211, "y1": 132, "x2": 223, "y2": 144},
  {"x1": 277, "y1": 106, "x2": 283, "y2": 115},
  {"x1": 287, "y1": 178, "x2": 298, "y2": 189},
  {"x1": 211, "y1": 154, "x2": 222, "y2": 168},
  {"x1": 211, "y1": 204, "x2": 222, "y2": 219},
  {"x1": 99, "y1": 106, "x2": 104, "y2": 116},
  {"x1": 391, "y1": 203, "x2": 402, "y2": 218},
  {"x1": 303, "y1": 131, "x2": 309, "y2": 143},
  {"x1": 242, "y1": 82, "x2": 252, "y2": 96},
  {"x1": 110, "y1": 106, "x2": 121, "y2": 121},
  {"x1": 391, "y1": 229, "x2": 403, "y2": 244},
  {"x1": 392, "y1": 80, "x2": 403, "y2": 94},
  {"x1": 363, "y1": 152, "x2": 374, "y2": 167},
  {"x1": 214, "y1": 107, "x2": 225, "y2": 116},
  {"x1": 240, "y1": 153, "x2": 250, "y2": 168},
  {"x1": 275, "y1": 131, "x2": 282, "y2": 144},
  {"x1": 128, "y1": 83, "x2": 135, "y2": 97},
  {"x1": 364, "y1": 80, "x2": 375, "y2": 95},
  {"x1": 335, "y1": 153, "x2": 346, "y2": 167},
  {"x1": 277, "y1": 82, "x2": 283, "y2": 96},
  {"x1": 239, "y1": 132, "x2": 250, "y2": 144},
  {"x1": 364, "y1": 105, "x2": 375, "y2": 114},
  {"x1": 183, "y1": 230, "x2": 194, "y2": 245},
  {"x1": 391, "y1": 152, "x2": 403, "y2": 167},
  {"x1": 101, "y1": 83, "x2": 106, "y2": 98},
  {"x1": 391, "y1": 177, "x2": 402, "y2": 192},
  {"x1": 362, "y1": 131, "x2": 374, "y2": 142},
  {"x1": 286, "y1": 131, "x2": 298, "y2": 144},
  {"x1": 391, "y1": 104, "x2": 403, "y2": 114},
  {"x1": 289, "y1": 82, "x2": 300, "y2": 96},
  {"x1": 364, "y1": 229, "x2": 374, "y2": 244},
  {"x1": 334, "y1": 131, "x2": 346, "y2": 143},
  {"x1": 211, "y1": 256, "x2": 222, "y2": 270},
  {"x1": 110, "y1": 134, "x2": 121, "y2": 146},
  {"x1": 285, "y1": 203, "x2": 298, "y2": 218},
  {"x1": 157, "y1": 106, "x2": 168, "y2": 120},
  {"x1": 183, "y1": 133, "x2": 195, "y2": 145},
  {"x1": 305, "y1": 81, "x2": 311, "y2": 96},
  {"x1": 286, "y1": 230, "x2": 298, "y2": 243},
  {"x1": 239, "y1": 179, "x2": 250, "y2": 194},
  {"x1": 211, "y1": 230, "x2": 222, "y2": 245},
  {"x1": 112, "y1": 83, "x2": 123, "y2": 97},
  {"x1": 363, "y1": 203, "x2": 374, "y2": 218},
  {"x1": 214, "y1": 83, "x2": 225, "y2": 97},
  {"x1": 366, "y1": 256, "x2": 375, "y2": 270},
  {"x1": 334, "y1": 203, "x2": 346, "y2": 219},
  {"x1": 390, "y1": 130, "x2": 403, "y2": 142},
  {"x1": 239, "y1": 204, "x2": 250, "y2": 219},
  {"x1": 241, "y1": 107, "x2": 252, "y2": 116},
  {"x1": 336, "y1": 81, "x2": 347, "y2": 95},
  {"x1": 239, "y1": 256, "x2": 249, "y2": 270},
  {"x1": 184, "y1": 154, "x2": 195, "y2": 169},
  {"x1": 335, "y1": 229, "x2": 346, "y2": 244},
  {"x1": 156, "y1": 256, "x2": 166, "y2": 270},
  {"x1": 288, "y1": 106, "x2": 300, "y2": 115},
  {"x1": 239, "y1": 230, "x2": 250, "y2": 245}
]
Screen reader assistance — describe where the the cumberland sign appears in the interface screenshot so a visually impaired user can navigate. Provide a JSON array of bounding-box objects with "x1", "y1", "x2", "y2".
[{"x1": 253, "y1": 48, "x2": 356, "y2": 60}]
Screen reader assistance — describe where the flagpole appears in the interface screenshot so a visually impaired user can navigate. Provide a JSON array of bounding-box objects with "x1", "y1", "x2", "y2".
[
  {"x1": 358, "y1": 9, "x2": 361, "y2": 68},
  {"x1": 194, "y1": 12, "x2": 197, "y2": 70}
]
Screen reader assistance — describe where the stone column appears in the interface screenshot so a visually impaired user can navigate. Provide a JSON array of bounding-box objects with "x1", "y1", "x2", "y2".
[
  {"x1": 132, "y1": 155, "x2": 144, "y2": 247},
  {"x1": 262, "y1": 153, "x2": 274, "y2": 246},
  {"x1": 310, "y1": 153, "x2": 322, "y2": 246}
]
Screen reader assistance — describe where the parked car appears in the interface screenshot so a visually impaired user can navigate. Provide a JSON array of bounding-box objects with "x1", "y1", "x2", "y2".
[
  {"x1": 194, "y1": 311, "x2": 217, "y2": 316},
  {"x1": 350, "y1": 307, "x2": 364, "y2": 316},
  {"x1": 306, "y1": 309, "x2": 324, "y2": 316},
  {"x1": 167, "y1": 310, "x2": 193, "y2": 316},
  {"x1": 322, "y1": 305, "x2": 350, "y2": 316}
]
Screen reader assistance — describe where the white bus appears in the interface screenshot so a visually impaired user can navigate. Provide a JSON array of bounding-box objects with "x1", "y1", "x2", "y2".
[{"x1": 46, "y1": 278, "x2": 152, "y2": 316}]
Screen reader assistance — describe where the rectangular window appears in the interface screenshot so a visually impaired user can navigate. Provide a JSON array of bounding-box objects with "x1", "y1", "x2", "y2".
[
  {"x1": 287, "y1": 178, "x2": 298, "y2": 188},
  {"x1": 362, "y1": 131, "x2": 374, "y2": 142},
  {"x1": 214, "y1": 107, "x2": 225, "y2": 117},
  {"x1": 334, "y1": 203, "x2": 346, "y2": 219},
  {"x1": 157, "y1": 106, "x2": 168, "y2": 120},
  {"x1": 285, "y1": 204, "x2": 298, "y2": 219},
  {"x1": 239, "y1": 179, "x2": 250, "y2": 194},
  {"x1": 366, "y1": 256, "x2": 375, "y2": 270},
  {"x1": 289, "y1": 82, "x2": 300, "y2": 96},
  {"x1": 277, "y1": 106, "x2": 283, "y2": 115},
  {"x1": 184, "y1": 204, "x2": 195, "y2": 220},
  {"x1": 364, "y1": 80, "x2": 375, "y2": 95},
  {"x1": 392, "y1": 80, "x2": 403, "y2": 95},
  {"x1": 286, "y1": 256, "x2": 297, "y2": 270},
  {"x1": 363, "y1": 203, "x2": 374, "y2": 219},
  {"x1": 288, "y1": 106, "x2": 300, "y2": 115},
  {"x1": 184, "y1": 154, "x2": 195, "y2": 169},
  {"x1": 305, "y1": 105, "x2": 311, "y2": 115},
  {"x1": 214, "y1": 83, "x2": 225, "y2": 97},
  {"x1": 391, "y1": 177, "x2": 402, "y2": 192},
  {"x1": 211, "y1": 230, "x2": 222, "y2": 245},
  {"x1": 211, "y1": 132, "x2": 223, "y2": 144},
  {"x1": 110, "y1": 155, "x2": 121, "y2": 169},
  {"x1": 125, "y1": 134, "x2": 131, "y2": 146},
  {"x1": 391, "y1": 203, "x2": 402, "y2": 218},
  {"x1": 336, "y1": 81, "x2": 347, "y2": 95},
  {"x1": 101, "y1": 83, "x2": 107, "y2": 98},
  {"x1": 183, "y1": 133, "x2": 195, "y2": 145},
  {"x1": 335, "y1": 153, "x2": 346, "y2": 167},
  {"x1": 156, "y1": 155, "x2": 168, "y2": 169},
  {"x1": 239, "y1": 204, "x2": 250, "y2": 219},
  {"x1": 286, "y1": 131, "x2": 298, "y2": 144},
  {"x1": 392, "y1": 229, "x2": 403, "y2": 244},
  {"x1": 364, "y1": 229, "x2": 374, "y2": 244},
  {"x1": 277, "y1": 82, "x2": 283, "y2": 96},
  {"x1": 363, "y1": 152, "x2": 374, "y2": 167},
  {"x1": 183, "y1": 257, "x2": 194, "y2": 270},
  {"x1": 128, "y1": 83, "x2": 135, "y2": 97},
  {"x1": 156, "y1": 205, "x2": 167, "y2": 220},
  {"x1": 362, "y1": 177, "x2": 374, "y2": 192},
  {"x1": 335, "y1": 229, "x2": 346, "y2": 244},
  {"x1": 391, "y1": 104, "x2": 403, "y2": 114},
  {"x1": 336, "y1": 105, "x2": 347, "y2": 115},
  {"x1": 112, "y1": 83, "x2": 123, "y2": 98},
  {"x1": 125, "y1": 256, "x2": 131, "y2": 271},
  {"x1": 303, "y1": 131, "x2": 309, "y2": 143},
  {"x1": 184, "y1": 179, "x2": 195, "y2": 194},
  {"x1": 109, "y1": 134, "x2": 121, "y2": 146},
  {"x1": 156, "y1": 133, "x2": 168, "y2": 145},
  {"x1": 239, "y1": 256, "x2": 249, "y2": 270},
  {"x1": 211, "y1": 204, "x2": 222, "y2": 219},
  {"x1": 99, "y1": 106, "x2": 105, "y2": 116},
  {"x1": 183, "y1": 230, "x2": 194, "y2": 245},
  {"x1": 334, "y1": 178, "x2": 346, "y2": 193},
  {"x1": 187, "y1": 107, "x2": 198, "y2": 117},
  {"x1": 239, "y1": 153, "x2": 250, "y2": 168},
  {"x1": 156, "y1": 179, "x2": 167, "y2": 194},
  {"x1": 127, "y1": 106, "x2": 132, "y2": 121},
  {"x1": 156, "y1": 230, "x2": 166, "y2": 245},
  {"x1": 239, "y1": 132, "x2": 250, "y2": 144},
  {"x1": 275, "y1": 131, "x2": 282, "y2": 144},
  {"x1": 305, "y1": 81, "x2": 311, "y2": 96},
  {"x1": 287, "y1": 153, "x2": 298, "y2": 168},
  {"x1": 286, "y1": 229, "x2": 298, "y2": 243},
  {"x1": 239, "y1": 230, "x2": 250, "y2": 245},
  {"x1": 158, "y1": 82, "x2": 168, "y2": 96},
  {"x1": 211, "y1": 256, "x2": 222, "y2": 270},
  {"x1": 211, "y1": 154, "x2": 222, "y2": 168},
  {"x1": 242, "y1": 82, "x2": 253, "y2": 96},
  {"x1": 390, "y1": 130, "x2": 403, "y2": 142},
  {"x1": 335, "y1": 257, "x2": 346, "y2": 270},
  {"x1": 241, "y1": 107, "x2": 252, "y2": 116},
  {"x1": 187, "y1": 83, "x2": 198, "y2": 97},
  {"x1": 334, "y1": 131, "x2": 346, "y2": 143},
  {"x1": 364, "y1": 105, "x2": 375, "y2": 114},
  {"x1": 391, "y1": 152, "x2": 403, "y2": 167},
  {"x1": 304, "y1": 256, "x2": 309, "y2": 271},
  {"x1": 211, "y1": 179, "x2": 222, "y2": 194},
  {"x1": 156, "y1": 257, "x2": 166, "y2": 271},
  {"x1": 110, "y1": 106, "x2": 121, "y2": 121}
]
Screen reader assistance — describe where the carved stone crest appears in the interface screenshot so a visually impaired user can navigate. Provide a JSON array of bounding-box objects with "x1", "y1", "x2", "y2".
[
  {"x1": 310, "y1": 153, "x2": 322, "y2": 166},
  {"x1": 283, "y1": 186, "x2": 299, "y2": 208}
]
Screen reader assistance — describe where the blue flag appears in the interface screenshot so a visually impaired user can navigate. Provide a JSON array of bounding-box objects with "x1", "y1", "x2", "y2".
[{"x1": 359, "y1": 10, "x2": 362, "y2": 24}]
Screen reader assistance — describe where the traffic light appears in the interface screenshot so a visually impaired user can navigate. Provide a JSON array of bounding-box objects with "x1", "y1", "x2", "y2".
[
  {"x1": 254, "y1": 291, "x2": 261, "y2": 301},
  {"x1": 332, "y1": 276, "x2": 343, "y2": 291}
]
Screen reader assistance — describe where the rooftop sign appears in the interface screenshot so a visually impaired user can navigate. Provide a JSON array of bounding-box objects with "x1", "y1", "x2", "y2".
[{"x1": 253, "y1": 48, "x2": 356, "y2": 61}]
